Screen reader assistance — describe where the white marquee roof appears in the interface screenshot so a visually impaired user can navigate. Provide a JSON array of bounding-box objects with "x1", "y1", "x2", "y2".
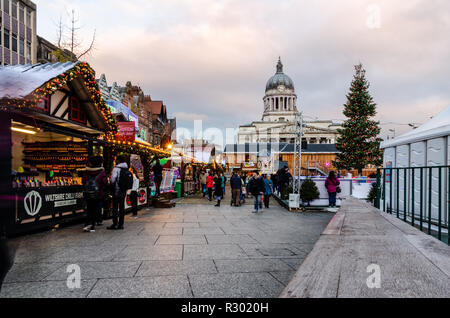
[{"x1": 381, "y1": 105, "x2": 450, "y2": 148}]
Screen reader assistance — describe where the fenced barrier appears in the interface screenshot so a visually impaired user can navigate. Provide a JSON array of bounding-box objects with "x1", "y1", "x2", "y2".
[
  {"x1": 274, "y1": 177, "x2": 375, "y2": 207},
  {"x1": 375, "y1": 166, "x2": 450, "y2": 245}
]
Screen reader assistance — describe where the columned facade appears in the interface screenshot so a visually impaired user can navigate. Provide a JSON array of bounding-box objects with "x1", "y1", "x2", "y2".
[{"x1": 237, "y1": 58, "x2": 341, "y2": 145}]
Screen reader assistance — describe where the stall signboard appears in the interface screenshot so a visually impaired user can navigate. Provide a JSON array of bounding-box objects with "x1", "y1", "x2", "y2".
[
  {"x1": 117, "y1": 122, "x2": 136, "y2": 142},
  {"x1": 16, "y1": 186, "x2": 84, "y2": 221},
  {"x1": 125, "y1": 187, "x2": 148, "y2": 209},
  {"x1": 130, "y1": 154, "x2": 144, "y2": 179},
  {"x1": 161, "y1": 168, "x2": 177, "y2": 192}
]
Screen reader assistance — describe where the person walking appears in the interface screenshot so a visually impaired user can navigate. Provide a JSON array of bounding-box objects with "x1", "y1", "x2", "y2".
[
  {"x1": 82, "y1": 156, "x2": 108, "y2": 232},
  {"x1": 230, "y1": 172, "x2": 242, "y2": 206},
  {"x1": 152, "y1": 159, "x2": 163, "y2": 198},
  {"x1": 214, "y1": 173, "x2": 223, "y2": 207},
  {"x1": 263, "y1": 175, "x2": 274, "y2": 208},
  {"x1": 220, "y1": 172, "x2": 227, "y2": 197},
  {"x1": 240, "y1": 175, "x2": 246, "y2": 204},
  {"x1": 206, "y1": 171, "x2": 214, "y2": 201},
  {"x1": 200, "y1": 170, "x2": 207, "y2": 197},
  {"x1": 107, "y1": 155, "x2": 131, "y2": 230},
  {"x1": 325, "y1": 171, "x2": 340, "y2": 208},
  {"x1": 130, "y1": 167, "x2": 140, "y2": 218},
  {"x1": 248, "y1": 171, "x2": 264, "y2": 213}
]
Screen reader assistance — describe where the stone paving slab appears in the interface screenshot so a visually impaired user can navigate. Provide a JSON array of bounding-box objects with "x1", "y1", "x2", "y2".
[
  {"x1": 1, "y1": 199, "x2": 333, "y2": 298},
  {"x1": 269, "y1": 271, "x2": 296, "y2": 285},
  {"x1": 107, "y1": 234, "x2": 159, "y2": 246},
  {"x1": 280, "y1": 258, "x2": 305, "y2": 270},
  {"x1": 238, "y1": 243, "x2": 308, "y2": 259},
  {"x1": 139, "y1": 227, "x2": 183, "y2": 236},
  {"x1": 189, "y1": 273, "x2": 285, "y2": 298},
  {"x1": 183, "y1": 227, "x2": 225, "y2": 235},
  {"x1": 44, "y1": 261, "x2": 141, "y2": 281},
  {"x1": 42, "y1": 246, "x2": 126, "y2": 263},
  {"x1": 214, "y1": 258, "x2": 293, "y2": 273},
  {"x1": 4, "y1": 262, "x2": 65, "y2": 283},
  {"x1": 164, "y1": 222, "x2": 200, "y2": 228},
  {"x1": 183, "y1": 244, "x2": 248, "y2": 260},
  {"x1": 135, "y1": 260, "x2": 217, "y2": 277},
  {"x1": 205, "y1": 234, "x2": 258, "y2": 245},
  {"x1": 0, "y1": 279, "x2": 97, "y2": 298},
  {"x1": 113, "y1": 245, "x2": 183, "y2": 261},
  {"x1": 87, "y1": 276, "x2": 192, "y2": 298},
  {"x1": 156, "y1": 235, "x2": 207, "y2": 245}
]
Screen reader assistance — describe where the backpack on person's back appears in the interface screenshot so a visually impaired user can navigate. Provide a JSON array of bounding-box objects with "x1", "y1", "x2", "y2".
[
  {"x1": 118, "y1": 167, "x2": 133, "y2": 192},
  {"x1": 84, "y1": 175, "x2": 99, "y2": 200}
]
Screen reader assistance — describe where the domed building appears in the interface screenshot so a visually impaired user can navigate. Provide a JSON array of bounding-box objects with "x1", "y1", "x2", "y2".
[
  {"x1": 262, "y1": 58, "x2": 298, "y2": 123},
  {"x1": 237, "y1": 58, "x2": 341, "y2": 145},
  {"x1": 229, "y1": 58, "x2": 342, "y2": 175}
]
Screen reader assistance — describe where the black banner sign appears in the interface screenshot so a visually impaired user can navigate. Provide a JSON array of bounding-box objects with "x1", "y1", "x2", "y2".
[{"x1": 15, "y1": 186, "x2": 85, "y2": 221}]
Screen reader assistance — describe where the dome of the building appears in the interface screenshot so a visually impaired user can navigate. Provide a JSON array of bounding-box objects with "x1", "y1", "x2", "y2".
[{"x1": 265, "y1": 58, "x2": 295, "y2": 92}]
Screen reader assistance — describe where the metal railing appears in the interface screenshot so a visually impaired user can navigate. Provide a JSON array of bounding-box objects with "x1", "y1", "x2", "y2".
[{"x1": 375, "y1": 166, "x2": 450, "y2": 245}]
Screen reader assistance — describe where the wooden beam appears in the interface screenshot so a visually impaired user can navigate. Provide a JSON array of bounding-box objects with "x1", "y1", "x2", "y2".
[{"x1": 51, "y1": 94, "x2": 69, "y2": 117}]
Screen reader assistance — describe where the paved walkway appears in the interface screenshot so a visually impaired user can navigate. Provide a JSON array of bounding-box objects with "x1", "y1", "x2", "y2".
[
  {"x1": 0, "y1": 194, "x2": 333, "y2": 298},
  {"x1": 281, "y1": 197, "x2": 450, "y2": 298}
]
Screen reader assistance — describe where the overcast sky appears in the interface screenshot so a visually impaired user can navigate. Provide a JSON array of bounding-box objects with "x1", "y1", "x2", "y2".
[{"x1": 34, "y1": 0, "x2": 450, "y2": 142}]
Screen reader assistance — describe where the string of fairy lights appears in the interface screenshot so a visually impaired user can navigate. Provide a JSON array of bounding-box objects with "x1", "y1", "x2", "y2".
[{"x1": 3, "y1": 61, "x2": 207, "y2": 165}]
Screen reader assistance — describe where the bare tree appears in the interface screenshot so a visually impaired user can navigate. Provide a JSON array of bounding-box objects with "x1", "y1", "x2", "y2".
[
  {"x1": 56, "y1": 15, "x2": 64, "y2": 49},
  {"x1": 52, "y1": 9, "x2": 96, "y2": 62}
]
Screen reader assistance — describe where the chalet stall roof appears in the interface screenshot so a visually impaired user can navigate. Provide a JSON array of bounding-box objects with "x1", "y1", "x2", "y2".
[
  {"x1": 224, "y1": 143, "x2": 338, "y2": 154},
  {"x1": 381, "y1": 105, "x2": 450, "y2": 149},
  {"x1": 0, "y1": 62, "x2": 118, "y2": 138}
]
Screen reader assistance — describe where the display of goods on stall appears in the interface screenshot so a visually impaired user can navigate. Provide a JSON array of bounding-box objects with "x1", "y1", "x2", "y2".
[
  {"x1": 184, "y1": 164, "x2": 194, "y2": 181},
  {"x1": 22, "y1": 141, "x2": 88, "y2": 172}
]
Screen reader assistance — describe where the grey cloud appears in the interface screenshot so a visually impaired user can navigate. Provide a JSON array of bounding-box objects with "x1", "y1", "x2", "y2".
[{"x1": 67, "y1": 0, "x2": 450, "y2": 139}]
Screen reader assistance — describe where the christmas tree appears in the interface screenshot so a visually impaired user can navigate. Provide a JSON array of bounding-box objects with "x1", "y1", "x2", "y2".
[
  {"x1": 334, "y1": 64, "x2": 383, "y2": 175},
  {"x1": 300, "y1": 178, "x2": 320, "y2": 206}
]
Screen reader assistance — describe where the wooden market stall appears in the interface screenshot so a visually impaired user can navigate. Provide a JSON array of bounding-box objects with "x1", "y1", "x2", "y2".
[{"x1": 0, "y1": 62, "x2": 170, "y2": 235}]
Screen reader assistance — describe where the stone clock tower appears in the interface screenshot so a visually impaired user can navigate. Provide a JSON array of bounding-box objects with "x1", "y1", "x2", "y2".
[{"x1": 262, "y1": 57, "x2": 299, "y2": 123}]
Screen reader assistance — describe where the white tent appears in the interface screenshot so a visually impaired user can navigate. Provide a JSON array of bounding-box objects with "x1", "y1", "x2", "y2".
[
  {"x1": 381, "y1": 105, "x2": 450, "y2": 150},
  {"x1": 380, "y1": 105, "x2": 449, "y2": 228},
  {"x1": 381, "y1": 105, "x2": 450, "y2": 167}
]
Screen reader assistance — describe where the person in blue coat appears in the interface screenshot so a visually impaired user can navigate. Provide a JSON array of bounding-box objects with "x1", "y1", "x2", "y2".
[{"x1": 263, "y1": 175, "x2": 274, "y2": 208}]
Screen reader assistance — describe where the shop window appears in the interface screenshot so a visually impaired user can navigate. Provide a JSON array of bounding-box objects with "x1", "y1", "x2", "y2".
[
  {"x1": 70, "y1": 96, "x2": 87, "y2": 124},
  {"x1": 36, "y1": 95, "x2": 50, "y2": 112}
]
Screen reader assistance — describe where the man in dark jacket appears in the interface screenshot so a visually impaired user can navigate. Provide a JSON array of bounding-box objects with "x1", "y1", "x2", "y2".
[
  {"x1": 213, "y1": 173, "x2": 223, "y2": 207},
  {"x1": 82, "y1": 156, "x2": 108, "y2": 232},
  {"x1": 230, "y1": 173, "x2": 242, "y2": 207},
  {"x1": 248, "y1": 171, "x2": 265, "y2": 213},
  {"x1": 107, "y1": 155, "x2": 128, "y2": 230},
  {"x1": 152, "y1": 159, "x2": 163, "y2": 198}
]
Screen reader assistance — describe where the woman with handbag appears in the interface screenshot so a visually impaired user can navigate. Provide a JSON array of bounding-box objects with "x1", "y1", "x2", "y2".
[{"x1": 325, "y1": 171, "x2": 340, "y2": 208}]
